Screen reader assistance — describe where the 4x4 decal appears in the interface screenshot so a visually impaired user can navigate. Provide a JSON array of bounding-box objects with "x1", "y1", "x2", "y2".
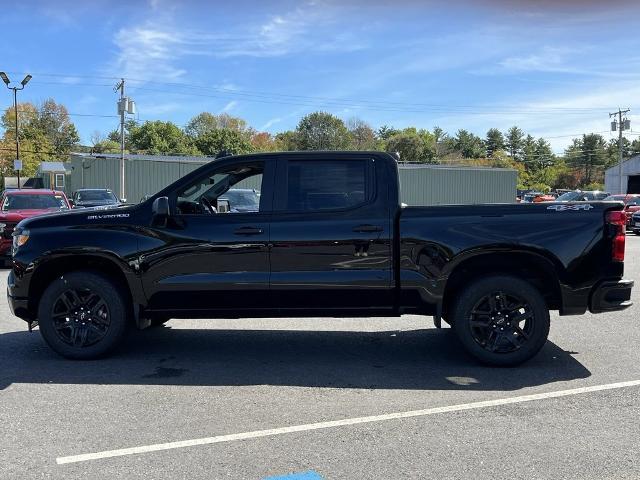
[{"x1": 547, "y1": 204, "x2": 594, "y2": 211}]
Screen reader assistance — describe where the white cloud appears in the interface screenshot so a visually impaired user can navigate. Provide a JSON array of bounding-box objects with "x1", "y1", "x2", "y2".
[
  {"x1": 221, "y1": 101, "x2": 238, "y2": 113},
  {"x1": 260, "y1": 117, "x2": 282, "y2": 130}
]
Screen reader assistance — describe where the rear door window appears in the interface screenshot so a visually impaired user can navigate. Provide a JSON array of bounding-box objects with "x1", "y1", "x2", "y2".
[{"x1": 282, "y1": 160, "x2": 370, "y2": 212}]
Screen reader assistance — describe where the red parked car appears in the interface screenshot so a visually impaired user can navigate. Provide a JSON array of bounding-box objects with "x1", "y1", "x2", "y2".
[
  {"x1": 0, "y1": 189, "x2": 71, "y2": 262},
  {"x1": 603, "y1": 194, "x2": 640, "y2": 229}
]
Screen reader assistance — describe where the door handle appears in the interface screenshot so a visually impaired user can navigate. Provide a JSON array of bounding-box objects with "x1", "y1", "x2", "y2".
[
  {"x1": 352, "y1": 224, "x2": 383, "y2": 233},
  {"x1": 234, "y1": 226, "x2": 264, "y2": 235}
]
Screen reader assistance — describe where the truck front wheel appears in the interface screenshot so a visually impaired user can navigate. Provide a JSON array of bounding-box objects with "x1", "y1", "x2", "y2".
[
  {"x1": 451, "y1": 275, "x2": 550, "y2": 366},
  {"x1": 38, "y1": 271, "x2": 130, "y2": 359}
]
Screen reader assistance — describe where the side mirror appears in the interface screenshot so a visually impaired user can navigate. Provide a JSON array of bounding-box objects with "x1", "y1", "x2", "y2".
[
  {"x1": 120, "y1": 198, "x2": 127, "y2": 204},
  {"x1": 152, "y1": 196, "x2": 170, "y2": 224}
]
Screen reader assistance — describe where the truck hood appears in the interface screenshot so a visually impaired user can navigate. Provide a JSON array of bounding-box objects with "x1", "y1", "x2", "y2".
[{"x1": 16, "y1": 203, "x2": 137, "y2": 230}]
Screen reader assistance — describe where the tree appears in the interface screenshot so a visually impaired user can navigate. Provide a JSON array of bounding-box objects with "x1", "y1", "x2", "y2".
[
  {"x1": 250, "y1": 132, "x2": 277, "y2": 152},
  {"x1": 347, "y1": 118, "x2": 378, "y2": 150},
  {"x1": 564, "y1": 133, "x2": 608, "y2": 186},
  {"x1": 453, "y1": 129, "x2": 485, "y2": 158},
  {"x1": 127, "y1": 120, "x2": 198, "y2": 155},
  {"x1": 295, "y1": 112, "x2": 350, "y2": 150},
  {"x1": 522, "y1": 134, "x2": 537, "y2": 165},
  {"x1": 194, "y1": 128, "x2": 253, "y2": 156},
  {"x1": 0, "y1": 99, "x2": 79, "y2": 177},
  {"x1": 185, "y1": 112, "x2": 252, "y2": 139},
  {"x1": 377, "y1": 125, "x2": 400, "y2": 141},
  {"x1": 385, "y1": 132, "x2": 425, "y2": 163},
  {"x1": 274, "y1": 131, "x2": 299, "y2": 151},
  {"x1": 505, "y1": 126, "x2": 524, "y2": 160},
  {"x1": 485, "y1": 128, "x2": 505, "y2": 157}
]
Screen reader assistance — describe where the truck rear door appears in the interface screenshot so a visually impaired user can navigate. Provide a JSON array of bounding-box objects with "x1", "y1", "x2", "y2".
[{"x1": 269, "y1": 154, "x2": 393, "y2": 311}]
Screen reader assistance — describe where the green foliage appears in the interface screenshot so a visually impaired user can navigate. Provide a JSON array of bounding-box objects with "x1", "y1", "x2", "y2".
[
  {"x1": 93, "y1": 140, "x2": 121, "y2": 154},
  {"x1": 295, "y1": 112, "x2": 350, "y2": 150},
  {"x1": 274, "y1": 131, "x2": 299, "y2": 151},
  {"x1": 453, "y1": 129, "x2": 485, "y2": 158},
  {"x1": 194, "y1": 128, "x2": 253, "y2": 156},
  {"x1": 347, "y1": 118, "x2": 378, "y2": 151},
  {"x1": 128, "y1": 120, "x2": 199, "y2": 155},
  {"x1": 0, "y1": 99, "x2": 79, "y2": 177},
  {"x1": 185, "y1": 112, "x2": 251, "y2": 139},
  {"x1": 505, "y1": 126, "x2": 524, "y2": 161},
  {"x1": 564, "y1": 133, "x2": 608, "y2": 186},
  {"x1": 485, "y1": 128, "x2": 505, "y2": 157}
]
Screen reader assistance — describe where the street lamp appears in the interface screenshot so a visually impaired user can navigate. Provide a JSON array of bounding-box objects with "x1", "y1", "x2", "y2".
[{"x1": 0, "y1": 72, "x2": 32, "y2": 188}]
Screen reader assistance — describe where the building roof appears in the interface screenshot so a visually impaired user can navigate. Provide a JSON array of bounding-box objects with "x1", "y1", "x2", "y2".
[
  {"x1": 70, "y1": 151, "x2": 516, "y2": 171},
  {"x1": 70, "y1": 152, "x2": 213, "y2": 164},
  {"x1": 605, "y1": 154, "x2": 640, "y2": 173},
  {"x1": 38, "y1": 161, "x2": 68, "y2": 173}
]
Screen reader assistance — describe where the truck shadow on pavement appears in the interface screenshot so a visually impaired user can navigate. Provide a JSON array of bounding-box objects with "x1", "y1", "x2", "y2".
[{"x1": 0, "y1": 326, "x2": 590, "y2": 391}]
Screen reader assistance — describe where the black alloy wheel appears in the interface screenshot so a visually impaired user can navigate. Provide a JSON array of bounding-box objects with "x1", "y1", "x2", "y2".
[
  {"x1": 468, "y1": 291, "x2": 534, "y2": 354},
  {"x1": 452, "y1": 275, "x2": 550, "y2": 366},
  {"x1": 38, "y1": 271, "x2": 129, "y2": 359},
  {"x1": 51, "y1": 288, "x2": 111, "y2": 348}
]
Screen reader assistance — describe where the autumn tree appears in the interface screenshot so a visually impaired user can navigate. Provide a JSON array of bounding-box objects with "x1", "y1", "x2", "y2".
[{"x1": 346, "y1": 118, "x2": 378, "y2": 150}]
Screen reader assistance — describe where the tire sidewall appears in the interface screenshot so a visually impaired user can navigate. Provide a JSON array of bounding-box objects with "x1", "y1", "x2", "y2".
[
  {"x1": 38, "y1": 271, "x2": 129, "y2": 359},
  {"x1": 452, "y1": 275, "x2": 550, "y2": 366}
]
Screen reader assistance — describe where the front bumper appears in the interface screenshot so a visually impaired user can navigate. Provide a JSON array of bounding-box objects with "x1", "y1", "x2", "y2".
[
  {"x1": 7, "y1": 269, "x2": 32, "y2": 321},
  {"x1": 589, "y1": 279, "x2": 634, "y2": 313}
]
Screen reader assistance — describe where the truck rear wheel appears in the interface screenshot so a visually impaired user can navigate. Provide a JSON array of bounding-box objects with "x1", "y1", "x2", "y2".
[
  {"x1": 451, "y1": 275, "x2": 550, "y2": 366},
  {"x1": 38, "y1": 271, "x2": 129, "y2": 359}
]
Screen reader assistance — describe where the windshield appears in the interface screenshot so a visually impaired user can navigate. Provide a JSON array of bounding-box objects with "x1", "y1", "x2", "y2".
[
  {"x1": 2, "y1": 194, "x2": 68, "y2": 211},
  {"x1": 556, "y1": 191, "x2": 584, "y2": 201},
  {"x1": 77, "y1": 190, "x2": 118, "y2": 202}
]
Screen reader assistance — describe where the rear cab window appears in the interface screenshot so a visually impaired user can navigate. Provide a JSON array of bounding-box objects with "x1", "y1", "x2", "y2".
[{"x1": 276, "y1": 159, "x2": 373, "y2": 212}]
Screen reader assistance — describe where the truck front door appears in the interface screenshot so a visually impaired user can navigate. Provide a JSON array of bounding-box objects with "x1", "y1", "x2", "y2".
[{"x1": 140, "y1": 158, "x2": 274, "y2": 315}]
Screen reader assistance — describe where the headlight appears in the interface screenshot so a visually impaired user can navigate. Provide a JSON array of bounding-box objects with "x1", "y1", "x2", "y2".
[{"x1": 12, "y1": 229, "x2": 30, "y2": 249}]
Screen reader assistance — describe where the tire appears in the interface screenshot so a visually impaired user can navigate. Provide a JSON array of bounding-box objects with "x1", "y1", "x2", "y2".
[
  {"x1": 38, "y1": 271, "x2": 130, "y2": 359},
  {"x1": 451, "y1": 275, "x2": 550, "y2": 366}
]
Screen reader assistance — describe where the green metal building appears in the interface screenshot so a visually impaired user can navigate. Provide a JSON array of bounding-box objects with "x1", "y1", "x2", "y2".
[{"x1": 64, "y1": 153, "x2": 517, "y2": 205}]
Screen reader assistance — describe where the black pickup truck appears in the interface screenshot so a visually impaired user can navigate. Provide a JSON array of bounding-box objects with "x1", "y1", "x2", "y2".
[{"x1": 7, "y1": 151, "x2": 634, "y2": 365}]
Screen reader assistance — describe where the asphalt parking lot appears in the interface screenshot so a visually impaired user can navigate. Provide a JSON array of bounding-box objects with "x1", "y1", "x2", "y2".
[{"x1": 1, "y1": 235, "x2": 639, "y2": 480}]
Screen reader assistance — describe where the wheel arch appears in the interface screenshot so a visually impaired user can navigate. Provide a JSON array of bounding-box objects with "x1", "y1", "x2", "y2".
[
  {"x1": 441, "y1": 249, "x2": 563, "y2": 321},
  {"x1": 28, "y1": 254, "x2": 137, "y2": 322}
]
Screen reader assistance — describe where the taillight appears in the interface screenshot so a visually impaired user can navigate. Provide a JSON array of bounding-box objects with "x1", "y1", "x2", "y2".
[{"x1": 607, "y1": 210, "x2": 626, "y2": 262}]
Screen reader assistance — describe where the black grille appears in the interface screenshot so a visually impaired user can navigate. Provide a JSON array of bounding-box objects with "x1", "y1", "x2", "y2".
[{"x1": 2, "y1": 223, "x2": 16, "y2": 240}]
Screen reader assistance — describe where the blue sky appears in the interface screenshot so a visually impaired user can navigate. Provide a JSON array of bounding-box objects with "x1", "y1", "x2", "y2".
[{"x1": 1, "y1": 0, "x2": 640, "y2": 152}]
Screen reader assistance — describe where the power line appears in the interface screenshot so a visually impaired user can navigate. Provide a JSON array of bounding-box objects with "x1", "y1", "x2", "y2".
[{"x1": 12, "y1": 71, "x2": 630, "y2": 116}]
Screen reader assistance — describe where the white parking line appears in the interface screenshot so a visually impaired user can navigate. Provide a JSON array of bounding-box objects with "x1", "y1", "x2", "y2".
[{"x1": 56, "y1": 379, "x2": 640, "y2": 465}]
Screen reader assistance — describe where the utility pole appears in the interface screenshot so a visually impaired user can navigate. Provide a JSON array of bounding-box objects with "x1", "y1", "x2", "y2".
[
  {"x1": 609, "y1": 108, "x2": 630, "y2": 194},
  {"x1": 114, "y1": 79, "x2": 135, "y2": 201},
  {"x1": 115, "y1": 79, "x2": 126, "y2": 201}
]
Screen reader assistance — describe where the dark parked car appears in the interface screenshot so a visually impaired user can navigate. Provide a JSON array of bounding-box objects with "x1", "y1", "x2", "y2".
[
  {"x1": 218, "y1": 188, "x2": 260, "y2": 213},
  {"x1": 555, "y1": 190, "x2": 610, "y2": 202},
  {"x1": 7, "y1": 152, "x2": 633, "y2": 365},
  {"x1": 71, "y1": 189, "x2": 120, "y2": 209},
  {"x1": 632, "y1": 211, "x2": 640, "y2": 235}
]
